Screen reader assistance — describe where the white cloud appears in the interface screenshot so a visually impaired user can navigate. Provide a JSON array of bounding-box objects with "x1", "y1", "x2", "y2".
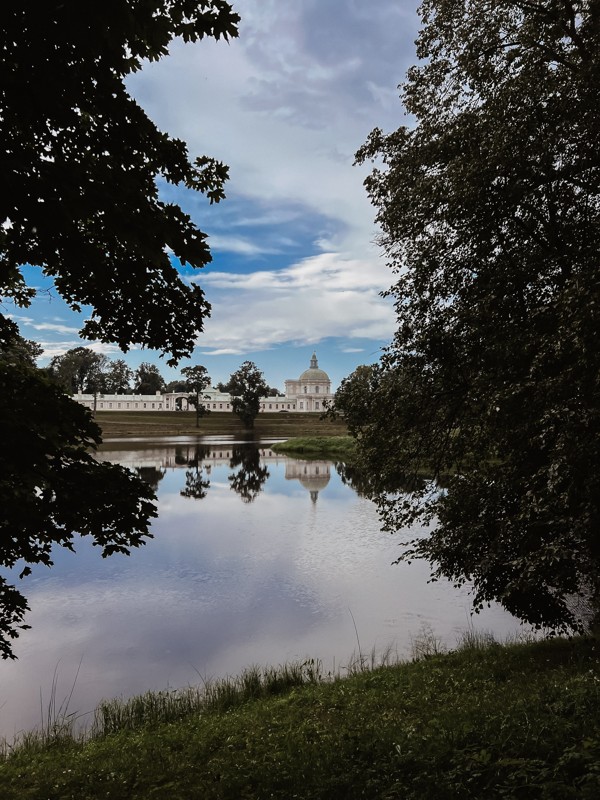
[
  {"x1": 208, "y1": 234, "x2": 282, "y2": 256},
  {"x1": 30, "y1": 321, "x2": 81, "y2": 335},
  {"x1": 201, "y1": 251, "x2": 390, "y2": 292},
  {"x1": 194, "y1": 252, "x2": 395, "y2": 354},
  {"x1": 37, "y1": 341, "x2": 128, "y2": 360},
  {"x1": 127, "y1": 0, "x2": 417, "y2": 262}
]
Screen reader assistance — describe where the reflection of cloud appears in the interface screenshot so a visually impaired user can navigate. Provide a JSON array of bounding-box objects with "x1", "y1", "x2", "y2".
[{"x1": 0, "y1": 450, "x2": 527, "y2": 741}]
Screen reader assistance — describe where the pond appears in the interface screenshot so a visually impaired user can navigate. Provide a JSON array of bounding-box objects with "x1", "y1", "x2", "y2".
[{"x1": 0, "y1": 437, "x2": 527, "y2": 740}]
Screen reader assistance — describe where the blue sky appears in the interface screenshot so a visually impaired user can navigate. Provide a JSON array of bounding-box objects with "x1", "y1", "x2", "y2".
[{"x1": 10, "y1": 1, "x2": 422, "y2": 391}]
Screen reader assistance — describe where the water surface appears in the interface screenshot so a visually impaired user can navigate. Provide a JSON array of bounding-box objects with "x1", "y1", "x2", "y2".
[{"x1": 0, "y1": 437, "x2": 527, "y2": 740}]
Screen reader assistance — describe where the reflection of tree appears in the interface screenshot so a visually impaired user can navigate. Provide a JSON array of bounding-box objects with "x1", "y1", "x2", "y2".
[
  {"x1": 228, "y1": 446, "x2": 269, "y2": 503},
  {"x1": 180, "y1": 469, "x2": 210, "y2": 500},
  {"x1": 335, "y1": 461, "x2": 429, "y2": 497},
  {"x1": 177, "y1": 444, "x2": 212, "y2": 501},
  {"x1": 135, "y1": 466, "x2": 166, "y2": 493}
]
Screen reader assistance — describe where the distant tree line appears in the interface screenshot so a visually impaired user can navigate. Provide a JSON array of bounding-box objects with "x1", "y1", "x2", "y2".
[{"x1": 47, "y1": 348, "x2": 282, "y2": 398}]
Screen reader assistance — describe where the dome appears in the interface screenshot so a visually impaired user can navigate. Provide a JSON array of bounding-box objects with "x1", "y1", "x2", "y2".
[{"x1": 299, "y1": 352, "x2": 330, "y2": 383}]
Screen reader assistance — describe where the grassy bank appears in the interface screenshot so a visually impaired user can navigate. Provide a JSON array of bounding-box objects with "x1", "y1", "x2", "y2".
[
  {"x1": 2, "y1": 635, "x2": 599, "y2": 799},
  {"x1": 95, "y1": 410, "x2": 348, "y2": 440},
  {"x1": 271, "y1": 435, "x2": 356, "y2": 460}
]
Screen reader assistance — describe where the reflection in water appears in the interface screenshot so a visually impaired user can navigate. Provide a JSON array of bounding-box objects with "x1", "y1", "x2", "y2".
[
  {"x1": 134, "y1": 466, "x2": 166, "y2": 493},
  {"x1": 335, "y1": 461, "x2": 369, "y2": 497},
  {"x1": 175, "y1": 444, "x2": 212, "y2": 500},
  {"x1": 0, "y1": 439, "x2": 528, "y2": 741},
  {"x1": 228, "y1": 446, "x2": 270, "y2": 504},
  {"x1": 181, "y1": 468, "x2": 211, "y2": 500},
  {"x1": 286, "y1": 460, "x2": 330, "y2": 504}
]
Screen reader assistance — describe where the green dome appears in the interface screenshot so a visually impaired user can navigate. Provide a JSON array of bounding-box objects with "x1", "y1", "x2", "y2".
[{"x1": 299, "y1": 353, "x2": 330, "y2": 383}]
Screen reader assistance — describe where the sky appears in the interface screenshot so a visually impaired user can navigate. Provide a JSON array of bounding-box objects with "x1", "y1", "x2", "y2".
[{"x1": 12, "y1": 0, "x2": 422, "y2": 391}]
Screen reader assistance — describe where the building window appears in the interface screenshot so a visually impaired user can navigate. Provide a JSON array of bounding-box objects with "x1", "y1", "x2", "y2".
[
  {"x1": 269, "y1": 403, "x2": 272, "y2": 409},
  {"x1": 143, "y1": 403, "x2": 147, "y2": 408},
  {"x1": 300, "y1": 401, "x2": 304, "y2": 409},
  {"x1": 219, "y1": 403, "x2": 222, "y2": 409},
  {"x1": 315, "y1": 385, "x2": 319, "y2": 393},
  {"x1": 315, "y1": 402, "x2": 319, "y2": 410},
  {"x1": 151, "y1": 403, "x2": 155, "y2": 408},
  {"x1": 304, "y1": 386, "x2": 307, "y2": 393}
]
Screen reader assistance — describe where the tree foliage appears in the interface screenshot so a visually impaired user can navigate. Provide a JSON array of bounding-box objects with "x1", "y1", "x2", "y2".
[
  {"x1": 134, "y1": 362, "x2": 167, "y2": 394},
  {"x1": 0, "y1": 1, "x2": 239, "y2": 656},
  {"x1": 1, "y1": 0, "x2": 238, "y2": 361},
  {"x1": 228, "y1": 361, "x2": 269, "y2": 430},
  {"x1": 0, "y1": 329, "x2": 156, "y2": 659},
  {"x1": 342, "y1": 0, "x2": 600, "y2": 631},
  {"x1": 48, "y1": 347, "x2": 108, "y2": 394},
  {"x1": 103, "y1": 359, "x2": 133, "y2": 394},
  {"x1": 181, "y1": 364, "x2": 211, "y2": 427}
]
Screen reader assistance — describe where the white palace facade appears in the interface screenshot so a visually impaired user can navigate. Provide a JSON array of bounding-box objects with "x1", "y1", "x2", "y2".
[{"x1": 73, "y1": 352, "x2": 334, "y2": 414}]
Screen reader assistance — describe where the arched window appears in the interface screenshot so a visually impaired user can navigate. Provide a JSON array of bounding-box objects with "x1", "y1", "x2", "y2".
[
  {"x1": 315, "y1": 385, "x2": 319, "y2": 393},
  {"x1": 304, "y1": 386, "x2": 307, "y2": 393}
]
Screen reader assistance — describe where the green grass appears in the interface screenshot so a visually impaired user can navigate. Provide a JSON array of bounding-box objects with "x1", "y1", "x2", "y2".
[
  {"x1": 271, "y1": 435, "x2": 356, "y2": 460},
  {"x1": 95, "y1": 411, "x2": 348, "y2": 440},
  {"x1": 2, "y1": 635, "x2": 600, "y2": 799}
]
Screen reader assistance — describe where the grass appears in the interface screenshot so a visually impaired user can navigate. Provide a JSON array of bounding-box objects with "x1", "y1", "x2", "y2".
[
  {"x1": 95, "y1": 410, "x2": 348, "y2": 440},
  {"x1": 2, "y1": 634, "x2": 600, "y2": 799},
  {"x1": 270, "y1": 435, "x2": 356, "y2": 460}
]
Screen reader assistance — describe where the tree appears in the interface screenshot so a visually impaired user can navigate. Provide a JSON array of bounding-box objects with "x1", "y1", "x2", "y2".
[
  {"x1": 228, "y1": 361, "x2": 269, "y2": 430},
  {"x1": 219, "y1": 377, "x2": 281, "y2": 397},
  {"x1": 49, "y1": 347, "x2": 108, "y2": 394},
  {"x1": 0, "y1": 326, "x2": 157, "y2": 659},
  {"x1": 216, "y1": 378, "x2": 237, "y2": 394},
  {"x1": 134, "y1": 362, "x2": 166, "y2": 395},
  {"x1": 0, "y1": 334, "x2": 43, "y2": 368},
  {"x1": 0, "y1": 1, "x2": 239, "y2": 657},
  {"x1": 2, "y1": 0, "x2": 238, "y2": 362},
  {"x1": 165, "y1": 379, "x2": 189, "y2": 393},
  {"x1": 181, "y1": 364, "x2": 211, "y2": 428},
  {"x1": 104, "y1": 359, "x2": 133, "y2": 394},
  {"x1": 345, "y1": 0, "x2": 600, "y2": 632}
]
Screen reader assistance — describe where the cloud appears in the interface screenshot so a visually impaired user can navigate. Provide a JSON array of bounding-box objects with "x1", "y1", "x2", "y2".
[
  {"x1": 6, "y1": 314, "x2": 80, "y2": 336},
  {"x1": 30, "y1": 321, "x2": 80, "y2": 335},
  {"x1": 201, "y1": 251, "x2": 390, "y2": 292},
  {"x1": 35, "y1": 341, "x2": 129, "y2": 360},
  {"x1": 208, "y1": 234, "x2": 282, "y2": 256},
  {"x1": 127, "y1": 0, "x2": 419, "y2": 261},
  {"x1": 193, "y1": 251, "x2": 395, "y2": 354}
]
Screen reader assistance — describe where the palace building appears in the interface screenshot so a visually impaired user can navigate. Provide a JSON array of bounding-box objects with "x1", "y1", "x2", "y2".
[{"x1": 72, "y1": 352, "x2": 334, "y2": 414}]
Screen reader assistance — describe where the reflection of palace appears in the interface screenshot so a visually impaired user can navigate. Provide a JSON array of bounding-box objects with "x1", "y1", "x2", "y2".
[
  {"x1": 285, "y1": 460, "x2": 331, "y2": 504},
  {"x1": 73, "y1": 353, "x2": 334, "y2": 414},
  {"x1": 100, "y1": 445, "x2": 332, "y2": 502}
]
